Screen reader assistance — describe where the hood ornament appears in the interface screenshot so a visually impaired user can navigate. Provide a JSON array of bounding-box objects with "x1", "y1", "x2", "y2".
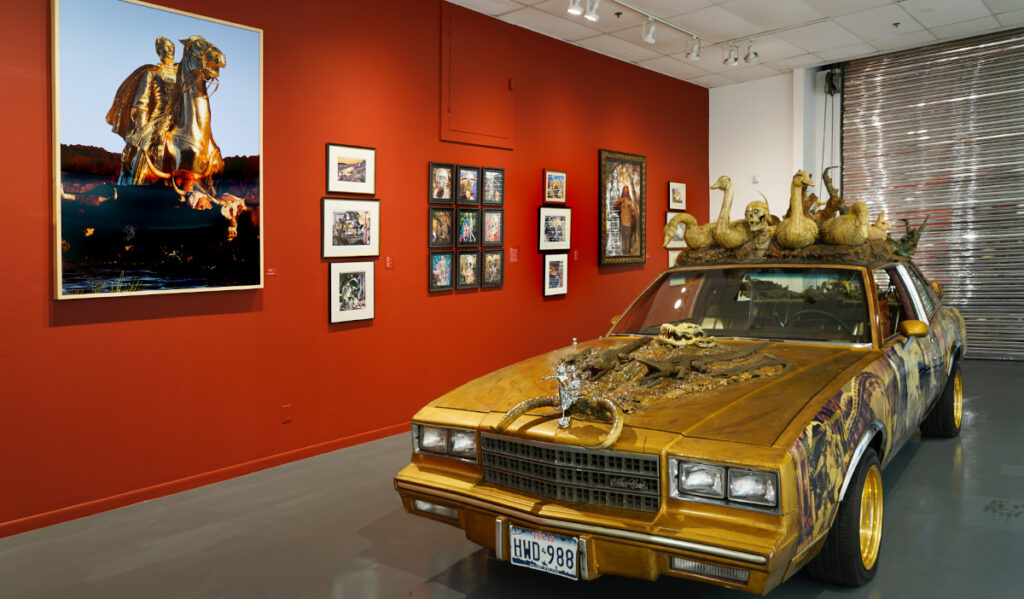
[{"x1": 543, "y1": 364, "x2": 581, "y2": 429}]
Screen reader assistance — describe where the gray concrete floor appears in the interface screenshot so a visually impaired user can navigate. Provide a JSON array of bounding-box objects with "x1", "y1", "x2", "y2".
[{"x1": 1, "y1": 359, "x2": 1022, "y2": 598}]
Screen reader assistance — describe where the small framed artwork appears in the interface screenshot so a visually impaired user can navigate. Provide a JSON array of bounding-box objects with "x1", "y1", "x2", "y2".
[
  {"x1": 482, "y1": 167, "x2": 505, "y2": 206},
  {"x1": 544, "y1": 170, "x2": 566, "y2": 203},
  {"x1": 457, "y1": 250, "x2": 480, "y2": 289},
  {"x1": 429, "y1": 162, "x2": 454, "y2": 204},
  {"x1": 428, "y1": 207, "x2": 454, "y2": 248},
  {"x1": 543, "y1": 253, "x2": 568, "y2": 296},
  {"x1": 322, "y1": 198, "x2": 380, "y2": 258},
  {"x1": 665, "y1": 211, "x2": 687, "y2": 249},
  {"x1": 428, "y1": 251, "x2": 454, "y2": 292},
  {"x1": 482, "y1": 209, "x2": 504, "y2": 246},
  {"x1": 326, "y1": 144, "x2": 375, "y2": 195},
  {"x1": 482, "y1": 249, "x2": 504, "y2": 288},
  {"x1": 456, "y1": 208, "x2": 480, "y2": 247},
  {"x1": 599, "y1": 149, "x2": 646, "y2": 265},
  {"x1": 668, "y1": 250, "x2": 682, "y2": 267},
  {"x1": 669, "y1": 181, "x2": 686, "y2": 210},
  {"x1": 538, "y1": 206, "x2": 571, "y2": 251},
  {"x1": 456, "y1": 165, "x2": 481, "y2": 205},
  {"x1": 329, "y1": 261, "x2": 374, "y2": 323}
]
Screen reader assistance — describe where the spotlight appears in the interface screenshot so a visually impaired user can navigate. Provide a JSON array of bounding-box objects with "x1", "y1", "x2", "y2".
[
  {"x1": 584, "y1": 0, "x2": 600, "y2": 22},
  {"x1": 642, "y1": 18, "x2": 656, "y2": 44},
  {"x1": 744, "y1": 44, "x2": 759, "y2": 64},
  {"x1": 686, "y1": 37, "x2": 701, "y2": 61},
  {"x1": 723, "y1": 46, "x2": 739, "y2": 66},
  {"x1": 567, "y1": 0, "x2": 583, "y2": 16}
]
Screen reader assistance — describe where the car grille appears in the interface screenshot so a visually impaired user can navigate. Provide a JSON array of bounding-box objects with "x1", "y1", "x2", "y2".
[{"x1": 480, "y1": 433, "x2": 661, "y2": 513}]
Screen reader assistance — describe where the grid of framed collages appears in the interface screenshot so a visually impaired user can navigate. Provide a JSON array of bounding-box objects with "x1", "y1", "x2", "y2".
[
  {"x1": 428, "y1": 163, "x2": 505, "y2": 292},
  {"x1": 540, "y1": 169, "x2": 570, "y2": 297}
]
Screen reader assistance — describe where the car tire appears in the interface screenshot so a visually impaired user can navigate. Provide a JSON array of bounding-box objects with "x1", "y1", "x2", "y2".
[
  {"x1": 920, "y1": 362, "x2": 963, "y2": 438},
  {"x1": 804, "y1": 449, "x2": 883, "y2": 586}
]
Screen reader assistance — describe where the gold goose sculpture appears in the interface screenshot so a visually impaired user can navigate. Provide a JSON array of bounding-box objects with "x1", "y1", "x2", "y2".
[
  {"x1": 775, "y1": 171, "x2": 818, "y2": 249},
  {"x1": 663, "y1": 213, "x2": 715, "y2": 249},
  {"x1": 711, "y1": 175, "x2": 752, "y2": 249},
  {"x1": 866, "y1": 210, "x2": 891, "y2": 241},
  {"x1": 821, "y1": 201, "x2": 871, "y2": 245}
]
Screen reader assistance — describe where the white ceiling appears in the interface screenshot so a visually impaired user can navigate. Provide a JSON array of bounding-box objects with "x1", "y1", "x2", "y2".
[{"x1": 447, "y1": 0, "x2": 1024, "y2": 87}]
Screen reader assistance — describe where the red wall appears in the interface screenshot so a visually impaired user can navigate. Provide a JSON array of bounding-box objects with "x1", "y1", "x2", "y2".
[{"x1": 0, "y1": 0, "x2": 708, "y2": 537}]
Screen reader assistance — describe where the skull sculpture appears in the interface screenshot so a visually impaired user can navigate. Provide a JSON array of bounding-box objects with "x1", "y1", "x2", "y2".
[
  {"x1": 744, "y1": 201, "x2": 771, "y2": 233},
  {"x1": 658, "y1": 322, "x2": 717, "y2": 348}
]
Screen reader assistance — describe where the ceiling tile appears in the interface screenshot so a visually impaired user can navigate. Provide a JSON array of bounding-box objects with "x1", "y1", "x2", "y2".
[
  {"x1": 533, "y1": 0, "x2": 644, "y2": 33},
  {"x1": 499, "y1": 7, "x2": 600, "y2": 41},
  {"x1": 899, "y1": 0, "x2": 994, "y2": 28},
  {"x1": 718, "y1": 0, "x2": 825, "y2": 30},
  {"x1": 870, "y1": 29, "x2": 938, "y2": 51},
  {"x1": 625, "y1": 0, "x2": 714, "y2": 18},
  {"x1": 763, "y1": 53, "x2": 828, "y2": 71},
  {"x1": 984, "y1": 0, "x2": 1024, "y2": 14},
  {"x1": 930, "y1": 15, "x2": 1003, "y2": 39},
  {"x1": 835, "y1": 4, "x2": 924, "y2": 41},
  {"x1": 996, "y1": 9, "x2": 1024, "y2": 26},
  {"x1": 720, "y1": 64, "x2": 784, "y2": 82},
  {"x1": 445, "y1": 0, "x2": 526, "y2": 16},
  {"x1": 814, "y1": 42, "x2": 878, "y2": 61},
  {"x1": 799, "y1": 0, "x2": 893, "y2": 18},
  {"x1": 777, "y1": 20, "x2": 863, "y2": 52},
  {"x1": 668, "y1": 5, "x2": 761, "y2": 43},
  {"x1": 636, "y1": 56, "x2": 713, "y2": 79},
  {"x1": 575, "y1": 33, "x2": 662, "y2": 62},
  {"x1": 611, "y1": 21, "x2": 691, "y2": 54},
  {"x1": 691, "y1": 73, "x2": 737, "y2": 88}
]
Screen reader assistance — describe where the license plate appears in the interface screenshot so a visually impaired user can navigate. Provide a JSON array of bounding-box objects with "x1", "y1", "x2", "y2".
[{"x1": 509, "y1": 524, "x2": 579, "y2": 580}]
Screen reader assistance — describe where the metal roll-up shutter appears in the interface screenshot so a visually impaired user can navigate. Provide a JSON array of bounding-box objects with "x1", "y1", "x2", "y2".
[{"x1": 843, "y1": 27, "x2": 1024, "y2": 361}]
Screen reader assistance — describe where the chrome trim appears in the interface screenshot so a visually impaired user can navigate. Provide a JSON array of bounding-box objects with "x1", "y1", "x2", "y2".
[
  {"x1": 396, "y1": 481, "x2": 768, "y2": 566},
  {"x1": 495, "y1": 517, "x2": 506, "y2": 560},
  {"x1": 578, "y1": 537, "x2": 590, "y2": 580},
  {"x1": 838, "y1": 422, "x2": 885, "y2": 502},
  {"x1": 895, "y1": 264, "x2": 929, "y2": 325}
]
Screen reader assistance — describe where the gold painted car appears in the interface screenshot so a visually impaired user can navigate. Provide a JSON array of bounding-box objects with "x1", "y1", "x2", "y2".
[{"x1": 394, "y1": 258, "x2": 966, "y2": 594}]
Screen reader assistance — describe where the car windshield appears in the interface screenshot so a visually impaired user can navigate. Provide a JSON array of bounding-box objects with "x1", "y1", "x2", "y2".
[{"x1": 611, "y1": 266, "x2": 871, "y2": 344}]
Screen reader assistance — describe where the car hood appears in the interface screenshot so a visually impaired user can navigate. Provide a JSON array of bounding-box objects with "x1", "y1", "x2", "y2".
[{"x1": 431, "y1": 337, "x2": 874, "y2": 447}]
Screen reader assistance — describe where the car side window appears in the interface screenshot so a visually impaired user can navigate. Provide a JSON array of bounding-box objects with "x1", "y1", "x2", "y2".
[
  {"x1": 873, "y1": 266, "x2": 918, "y2": 339},
  {"x1": 904, "y1": 265, "x2": 937, "y2": 318}
]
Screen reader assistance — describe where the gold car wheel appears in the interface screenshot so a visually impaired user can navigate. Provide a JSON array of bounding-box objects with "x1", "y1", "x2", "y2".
[
  {"x1": 859, "y1": 464, "x2": 883, "y2": 570},
  {"x1": 953, "y1": 370, "x2": 963, "y2": 429}
]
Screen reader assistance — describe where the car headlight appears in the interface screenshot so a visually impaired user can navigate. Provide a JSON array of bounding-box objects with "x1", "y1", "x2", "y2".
[
  {"x1": 678, "y1": 461, "x2": 725, "y2": 499},
  {"x1": 728, "y1": 468, "x2": 778, "y2": 507},
  {"x1": 412, "y1": 424, "x2": 478, "y2": 462}
]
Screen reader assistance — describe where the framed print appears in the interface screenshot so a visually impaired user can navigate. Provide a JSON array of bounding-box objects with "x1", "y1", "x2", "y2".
[
  {"x1": 322, "y1": 198, "x2": 379, "y2": 258},
  {"x1": 543, "y1": 253, "x2": 568, "y2": 297},
  {"x1": 482, "y1": 167, "x2": 505, "y2": 206},
  {"x1": 599, "y1": 149, "x2": 646, "y2": 265},
  {"x1": 668, "y1": 250, "x2": 682, "y2": 268},
  {"x1": 428, "y1": 206, "x2": 454, "y2": 248},
  {"x1": 482, "y1": 249, "x2": 504, "y2": 288},
  {"x1": 669, "y1": 181, "x2": 686, "y2": 210},
  {"x1": 544, "y1": 170, "x2": 566, "y2": 203},
  {"x1": 329, "y1": 261, "x2": 374, "y2": 323},
  {"x1": 456, "y1": 250, "x2": 480, "y2": 289},
  {"x1": 665, "y1": 211, "x2": 687, "y2": 250},
  {"x1": 326, "y1": 144, "x2": 375, "y2": 195},
  {"x1": 428, "y1": 251, "x2": 454, "y2": 292},
  {"x1": 428, "y1": 162, "x2": 454, "y2": 204},
  {"x1": 482, "y1": 209, "x2": 504, "y2": 247},
  {"x1": 53, "y1": 0, "x2": 262, "y2": 299},
  {"x1": 538, "y1": 206, "x2": 571, "y2": 251},
  {"x1": 456, "y1": 165, "x2": 480, "y2": 205},
  {"x1": 456, "y1": 208, "x2": 480, "y2": 247}
]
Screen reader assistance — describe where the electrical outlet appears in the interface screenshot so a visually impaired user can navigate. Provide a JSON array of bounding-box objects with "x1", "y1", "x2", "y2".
[{"x1": 281, "y1": 403, "x2": 293, "y2": 424}]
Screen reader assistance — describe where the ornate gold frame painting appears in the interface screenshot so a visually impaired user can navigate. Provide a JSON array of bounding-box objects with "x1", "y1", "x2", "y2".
[
  {"x1": 598, "y1": 149, "x2": 645, "y2": 265},
  {"x1": 52, "y1": 0, "x2": 263, "y2": 299}
]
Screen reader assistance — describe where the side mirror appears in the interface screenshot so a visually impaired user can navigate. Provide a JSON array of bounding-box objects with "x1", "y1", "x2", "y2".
[
  {"x1": 930, "y1": 281, "x2": 943, "y2": 298},
  {"x1": 610, "y1": 314, "x2": 622, "y2": 327},
  {"x1": 899, "y1": 320, "x2": 929, "y2": 338}
]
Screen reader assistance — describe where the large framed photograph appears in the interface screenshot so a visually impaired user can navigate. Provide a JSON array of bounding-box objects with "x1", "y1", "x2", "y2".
[
  {"x1": 456, "y1": 165, "x2": 480, "y2": 205},
  {"x1": 53, "y1": 0, "x2": 262, "y2": 299},
  {"x1": 669, "y1": 181, "x2": 686, "y2": 210},
  {"x1": 429, "y1": 162, "x2": 454, "y2": 204},
  {"x1": 665, "y1": 211, "x2": 687, "y2": 250},
  {"x1": 457, "y1": 250, "x2": 480, "y2": 289},
  {"x1": 322, "y1": 198, "x2": 379, "y2": 258},
  {"x1": 329, "y1": 261, "x2": 374, "y2": 323},
  {"x1": 538, "y1": 206, "x2": 571, "y2": 252},
  {"x1": 544, "y1": 170, "x2": 566, "y2": 203},
  {"x1": 482, "y1": 249, "x2": 504, "y2": 288},
  {"x1": 543, "y1": 253, "x2": 568, "y2": 297},
  {"x1": 428, "y1": 251, "x2": 454, "y2": 292},
  {"x1": 327, "y1": 144, "x2": 376, "y2": 195},
  {"x1": 482, "y1": 209, "x2": 504, "y2": 247},
  {"x1": 428, "y1": 206, "x2": 454, "y2": 248},
  {"x1": 482, "y1": 167, "x2": 505, "y2": 206},
  {"x1": 456, "y1": 208, "x2": 480, "y2": 247},
  {"x1": 599, "y1": 149, "x2": 646, "y2": 265}
]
